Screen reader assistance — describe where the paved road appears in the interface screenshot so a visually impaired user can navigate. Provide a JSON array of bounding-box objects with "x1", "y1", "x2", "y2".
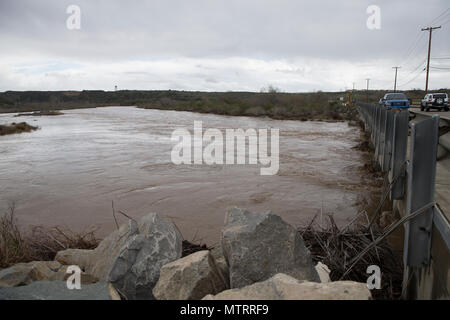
[
  {"x1": 435, "y1": 157, "x2": 450, "y2": 220},
  {"x1": 409, "y1": 106, "x2": 450, "y2": 121},
  {"x1": 410, "y1": 106, "x2": 450, "y2": 220}
]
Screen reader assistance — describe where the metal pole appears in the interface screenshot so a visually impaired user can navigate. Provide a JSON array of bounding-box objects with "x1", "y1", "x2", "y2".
[
  {"x1": 422, "y1": 26, "x2": 441, "y2": 94},
  {"x1": 366, "y1": 78, "x2": 370, "y2": 102},
  {"x1": 393, "y1": 67, "x2": 400, "y2": 92}
]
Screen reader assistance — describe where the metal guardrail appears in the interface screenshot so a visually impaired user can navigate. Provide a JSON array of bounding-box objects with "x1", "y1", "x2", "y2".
[
  {"x1": 357, "y1": 102, "x2": 450, "y2": 299},
  {"x1": 409, "y1": 109, "x2": 450, "y2": 155}
]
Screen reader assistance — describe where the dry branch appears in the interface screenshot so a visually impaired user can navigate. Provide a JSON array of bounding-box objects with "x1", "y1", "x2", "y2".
[{"x1": 298, "y1": 214, "x2": 403, "y2": 300}]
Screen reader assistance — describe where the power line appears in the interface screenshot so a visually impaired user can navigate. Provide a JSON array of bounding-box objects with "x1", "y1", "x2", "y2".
[
  {"x1": 398, "y1": 32, "x2": 426, "y2": 67},
  {"x1": 397, "y1": 9, "x2": 449, "y2": 68},
  {"x1": 441, "y1": 17, "x2": 450, "y2": 26},
  {"x1": 402, "y1": 58, "x2": 426, "y2": 78},
  {"x1": 398, "y1": 69, "x2": 426, "y2": 88},
  {"x1": 396, "y1": 34, "x2": 429, "y2": 73},
  {"x1": 428, "y1": 8, "x2": 450, "y2": 25},
  {"x1": 397, "y1": 62, "x2": 427, "y2": 88},
  {"x1": 394, "y1": 59, "x2": 426, "y2": 87}
]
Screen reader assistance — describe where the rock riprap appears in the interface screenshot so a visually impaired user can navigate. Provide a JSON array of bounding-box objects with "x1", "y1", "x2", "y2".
[
  {"x1": 55, "y1": 249, "x2": 93, "y2": 271},
  {"x1": 203, "y1": 273, "x2": 371, "y2": 300},
  {"x1": 221, "y1": 208, "x2": 319, "y2": 288},
  {"x1": 153, "y1": 250, "x2": 228, "y2": 300},
  {"x1": 0, "y1": 261, "x2": 65, "y2": 287},
  {"x1": 0, "y1": 280, "x2": 120, "y2": 300},
  {"x1": 84, "y1": 213, "x2": 183, "y2": 299}
]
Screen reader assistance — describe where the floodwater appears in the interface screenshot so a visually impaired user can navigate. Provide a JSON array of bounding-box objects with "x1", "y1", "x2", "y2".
[{"x1": 0, "y1": 107, "x2": 375, "y2": 245}]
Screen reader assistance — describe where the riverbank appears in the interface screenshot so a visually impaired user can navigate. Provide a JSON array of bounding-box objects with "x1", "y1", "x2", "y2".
[
  {"x1": 135, "y1": 92, "x2": 360, "y2": 122},
  {"x1": 0, "y1": 204, "x2": 205, "y2": 269},
  {"x1": 0, "y1": 90, "x2": 359, "y2": 122},
  {"x1": 0, "y1": 209, "x2": 373, "y2": 300},
  {"x1": 2, "y1": 89, "x2": 448, "y2": 118},
  {"x1": 15, "y1": 110, "x2": 63, "y2": 117}
]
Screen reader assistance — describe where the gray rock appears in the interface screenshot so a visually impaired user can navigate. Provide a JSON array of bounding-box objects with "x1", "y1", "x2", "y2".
[
  {"x1": 0, "y1": 261, "x2": 63, "y2": 287},
  {"x1": 315, "y1": 262, "x2": 331, "y2": 283},
  {"x1": 86, "y1": 213, "x2": 183, "y2": 299},
  {"x1": 55, "y1": 249, "x2": 93, "y2": 271},
  {"x1": 86, "y1": 219, "x2": 139, "y2": 280},
  {"x1": 203, "y1": 273, "x2": 371, "y2": 300},
  {"x1": 221, "y1": 208, "x2": 319, "y2": 288},
  {"x1": 210, "y1": 247, "x2": 230, "y2": 288},
  {"x1": 153, "y1": 250, "x2": 228, "y2": 300},
  {"x1": 55, "y1": 265, "x2": 99, "y2": 285},
  {"x1": 0, "y1": 280, "x2": 120, "y2": 300}
]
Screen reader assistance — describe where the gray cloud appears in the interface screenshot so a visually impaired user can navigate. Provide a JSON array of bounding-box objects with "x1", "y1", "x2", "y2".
[{"x1": 0, "y1": 0, "x2": 449, "y2": 91}]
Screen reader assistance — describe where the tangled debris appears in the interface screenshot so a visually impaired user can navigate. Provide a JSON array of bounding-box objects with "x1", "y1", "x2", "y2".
[
  {"x1": 182, "y1": 240, "x2": 209, "y2": 257},
  {"x1": 0, "y1": 204, "x2": 99, "y2": 268},
  {"x1": 299, "y1": 214, "x2": 403, "y2": 300}
]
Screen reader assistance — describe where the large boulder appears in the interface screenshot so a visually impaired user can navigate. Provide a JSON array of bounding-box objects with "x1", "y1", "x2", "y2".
[
  {"x1": 153, "y1": 250, "x2": 228, "y2": 300},
  {"x1": 85, "y1": 219, "x2": 139, "y2": 280},
  {"x1": 55, "y1": 249, "x2": 93, "y2": 271},
  {"x1": 203, "y1": 273, "x2": 371, "y2": 300},
  {"x1": 0, "y1": 280, "x2": 120, "y2": 300},
  {"x1": 221, "y1": 208, "x2": 319, "y2": 288},
  {"x1": 86, "y1": 213, "x2": 183, "y2": 300},
  {"x1": 0, "y1": 261, "x2": 63, "y2": 287}
]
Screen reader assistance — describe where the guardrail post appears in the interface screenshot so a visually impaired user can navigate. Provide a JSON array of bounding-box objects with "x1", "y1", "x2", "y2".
[
  {"x1": 374, "y1": 107, "x2": 382, "y2": 166},
  {"x1": 390, "y1": 110, "x2": 408, "y2": 199},
  {"x1": 403, "y1": 115, "x2": 439, "y2": 268},
  {"x1": 370, "y1": 105, "x2": 375, "y2": 133},
  {"x1": 383, "y1": 109, "x2": 395, "y2": 171},
  {"x1": 372, "y1": 106, "x2": 378, "y2": 145},
  {"x1": 377, "y1": 108, "x2": 387, "y2": 170}
]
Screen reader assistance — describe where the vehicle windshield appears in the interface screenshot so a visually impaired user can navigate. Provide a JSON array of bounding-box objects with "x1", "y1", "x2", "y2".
[
  {"x1": 385, "y1": 93, "x2": 407, "y2": 100},
  {"x1": 433, "y1": 93, "x2": 447, "y2": 99}
]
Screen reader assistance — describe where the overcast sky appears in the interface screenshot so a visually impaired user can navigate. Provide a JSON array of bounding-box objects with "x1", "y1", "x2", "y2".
[{"x1": 0, "y1": 0, "x2": 449, "y2": 92}]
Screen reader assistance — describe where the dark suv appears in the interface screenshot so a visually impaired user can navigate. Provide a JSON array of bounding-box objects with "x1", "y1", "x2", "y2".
[{"x1": 421, "y1": 93, "x2": 449, "y2": 111}]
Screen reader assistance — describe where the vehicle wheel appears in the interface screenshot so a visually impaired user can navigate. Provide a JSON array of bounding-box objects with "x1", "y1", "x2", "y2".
[
  {"x1": 420, "y1": 106, "x2": 424, "y2": 111},
  {"x1": 426, "y1": 108, "x2": 430, "y2": 112},
  {"x1": 445, "y1": 107, "x2": 449, "y2": 112}
]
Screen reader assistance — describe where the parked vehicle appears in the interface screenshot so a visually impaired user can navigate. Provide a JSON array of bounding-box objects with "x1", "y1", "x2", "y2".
[
  {"x1": 420, "y1": 93, "x2": 449, "y2": 112},
  {"x1": 378, "y1": 93, "x2": 410, "y2": 109}
]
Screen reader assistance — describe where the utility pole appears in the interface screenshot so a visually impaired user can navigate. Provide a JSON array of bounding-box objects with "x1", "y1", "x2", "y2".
[
  {"x1": 366, "y1": 78, "x2": 370, "y2": 102},
  {"x1": 350, "y1": 83, "x2": 355, "y2": 106},
  {"x1": 392, "y1": 67, "x2": 401, "y2": 92},
  {"x1": 422, "y1": 26, "x2": 441, "y2": 94}
]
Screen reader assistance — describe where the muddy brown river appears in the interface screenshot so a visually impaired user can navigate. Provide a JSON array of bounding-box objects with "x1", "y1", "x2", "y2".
[{"x1": 0, "y1": 107, "x2": 375, "y2": 245}]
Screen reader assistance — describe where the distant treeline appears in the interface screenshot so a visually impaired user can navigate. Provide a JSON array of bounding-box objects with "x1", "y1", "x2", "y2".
[{"x1": 0, "y1": 88, "x2": 448, "y2": 120}]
